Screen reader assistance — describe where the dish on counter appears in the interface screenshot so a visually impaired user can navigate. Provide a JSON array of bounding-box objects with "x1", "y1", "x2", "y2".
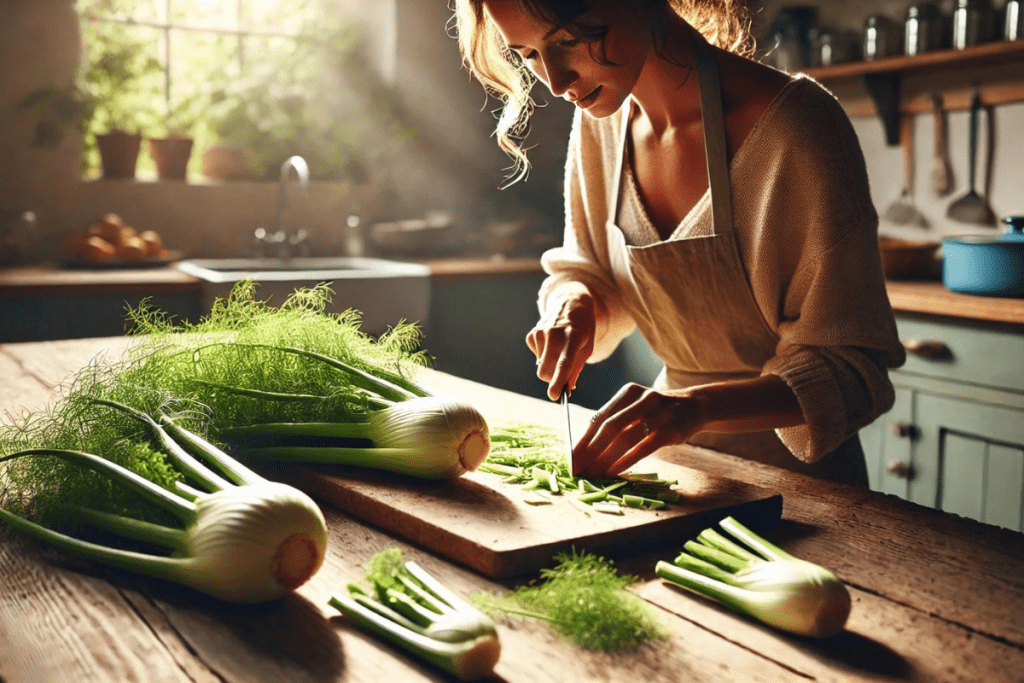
[
  {"x1": 878, "y1": 236, "x2": 941, "y2": 280},
  {"x1": 62, "y1": 213, "x2": 180, "y2": 269}
]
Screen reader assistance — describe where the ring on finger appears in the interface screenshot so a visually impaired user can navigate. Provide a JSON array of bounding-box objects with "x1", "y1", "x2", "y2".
[{"x1": 639, "y1": 421, "x2": 651, "y2": 436}]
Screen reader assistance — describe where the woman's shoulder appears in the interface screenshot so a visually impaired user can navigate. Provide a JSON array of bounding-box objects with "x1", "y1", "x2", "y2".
[{"x1": 751, "y1": 74, "x2": 860, "y2": 149}]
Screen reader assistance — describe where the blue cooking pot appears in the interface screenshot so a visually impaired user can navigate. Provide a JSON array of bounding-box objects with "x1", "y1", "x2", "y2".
[{"x1": 943, "y1": 216, "x2": 1024, "y2": 298}]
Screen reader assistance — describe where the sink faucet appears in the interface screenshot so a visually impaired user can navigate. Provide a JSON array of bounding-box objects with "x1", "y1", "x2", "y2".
[{"x1": 274, "y1": 155, "x2": 310, "y2": 257}]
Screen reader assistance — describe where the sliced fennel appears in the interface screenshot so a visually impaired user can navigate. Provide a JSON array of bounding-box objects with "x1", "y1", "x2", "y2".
[
  {"x1": 0, "y1": 400, "x2": 327, "y2": 604},
  {"x1": 656, "y1": 516, "x2": 851, "y2": 638},
  {"x1": 480, "y1": 424, "x2": 678, "y2": 511},
  {"x1": 330, "y1": 548, "x2": 500, "y2": 681}
]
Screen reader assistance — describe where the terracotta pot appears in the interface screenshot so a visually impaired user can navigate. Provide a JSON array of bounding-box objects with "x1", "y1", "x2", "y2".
[
  {"x1": 202, "y1": 144, "x2": 252, "y2": 181},
  {"x1": 96, "y1": 131, "x2": 142, "y2": 179},
  {"x1": 149, "y1": 136, "x2": 194, "y2": 181}
]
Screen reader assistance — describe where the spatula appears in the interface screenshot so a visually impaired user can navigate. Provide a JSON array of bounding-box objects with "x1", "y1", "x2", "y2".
[
  {"x1": 882, "y1": 114, "x2": 928, "y2": 228},
  {"x1": 947, "y1": 89, "x2": 996, "y2": 226},
  {"x1": 932, "y1": 93, "x2": 954, "y2": 196}
]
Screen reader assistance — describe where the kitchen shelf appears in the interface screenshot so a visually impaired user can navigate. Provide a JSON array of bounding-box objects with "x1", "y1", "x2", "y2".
[{"x1": 801, "y1": 40, "x2": 1024, "y2": 145}]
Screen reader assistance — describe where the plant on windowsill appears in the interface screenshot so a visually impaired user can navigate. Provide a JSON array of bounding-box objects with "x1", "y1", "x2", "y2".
[
  {"x1": 148, "y1": 94, "x2": 202, "y2": 182},
  {"x1": 84, "y1": 29, "x2": 162, "y2": 180}
]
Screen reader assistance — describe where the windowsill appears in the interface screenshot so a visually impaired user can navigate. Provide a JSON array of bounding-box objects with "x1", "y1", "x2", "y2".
[{"x1": 78, "y1": 176, "x2": 358, "y2": 189}]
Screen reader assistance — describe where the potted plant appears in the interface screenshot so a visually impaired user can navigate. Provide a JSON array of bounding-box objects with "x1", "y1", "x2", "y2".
[
  {"x1": 149, "y1": 94, "x2": 201, "y2": 181},
  {"x1": 80, "y1": 24, "x2": 162, "y2": 179},
  {"x1": 18, "y1": 84, "x2": 94, "y2": 151}
]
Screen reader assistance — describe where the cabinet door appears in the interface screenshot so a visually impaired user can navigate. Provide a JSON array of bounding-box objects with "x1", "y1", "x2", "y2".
[
  {"x1": 860, "y1": 386, "x2": 915, "y2": 498},
  {"x1": 914, "y1": 393, "x2": 1024, "y2": 531}
]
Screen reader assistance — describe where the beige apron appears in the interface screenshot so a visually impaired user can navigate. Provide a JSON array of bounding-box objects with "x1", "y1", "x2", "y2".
[{"x1": 606, "y1": 39, "x2": 867, "y2": 486}]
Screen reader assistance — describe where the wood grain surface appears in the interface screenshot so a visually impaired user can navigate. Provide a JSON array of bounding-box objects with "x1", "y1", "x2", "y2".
[
  {"x1": 3, "y1": 336, "x2": 1024, "y2": 682},
  {"x1": 291, "y1": 457, "x2": 781, "y2": 578}
]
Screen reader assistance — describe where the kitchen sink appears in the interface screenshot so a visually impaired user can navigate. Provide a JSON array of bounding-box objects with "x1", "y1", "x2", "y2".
[{"x1": 177, "y1": 257, "x2": 431, "y2": 335}]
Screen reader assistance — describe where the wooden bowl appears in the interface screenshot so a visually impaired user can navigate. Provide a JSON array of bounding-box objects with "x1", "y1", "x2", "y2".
[{"x1": 878, "y1": 236, "x2": 941, "y2": 280}]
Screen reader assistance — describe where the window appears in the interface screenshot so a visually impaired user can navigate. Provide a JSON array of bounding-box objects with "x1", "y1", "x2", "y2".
[{"x1": 77, "y1": 0, "x2": 393, "y2": 181}]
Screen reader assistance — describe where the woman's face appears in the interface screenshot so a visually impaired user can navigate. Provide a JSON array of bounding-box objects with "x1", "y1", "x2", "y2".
[{"x1": 481, "y1": 0, "x2": 652, "y2": 118}]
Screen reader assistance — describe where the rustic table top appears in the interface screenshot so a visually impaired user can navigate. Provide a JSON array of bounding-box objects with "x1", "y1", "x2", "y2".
[{"x1": 2, "y1": 336, "x2": 1023, "y2": 683}]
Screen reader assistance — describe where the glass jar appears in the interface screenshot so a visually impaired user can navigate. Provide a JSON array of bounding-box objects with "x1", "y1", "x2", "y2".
[
  {"x1": 952, "y1": 0, "x2": 997, "y2": 49},
  {"x1": 811, "y1": 26, "x2": 860, "y2": 66},
  {"x1": 864, "y1": 15, "x2": 903, "y2": 60},
  {"x1": 1007, "y1": 0, "x2": 1023, "y2": 40},
  {"x1": 0, "y1": 210, "x2": 38, "y2": 266},
  {"x1": 905, "y1": 2, "x2": 945, "y2": 55}
]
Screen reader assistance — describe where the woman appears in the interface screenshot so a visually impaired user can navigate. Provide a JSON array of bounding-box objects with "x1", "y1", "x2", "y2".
[{"x1": 454, "y1": 0, "x2": 906, "y2": 485}]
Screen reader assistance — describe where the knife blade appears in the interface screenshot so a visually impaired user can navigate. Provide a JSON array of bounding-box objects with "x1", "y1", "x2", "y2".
[{"x1": 560, "y1": 387, "x2": 574, "y2": 470}]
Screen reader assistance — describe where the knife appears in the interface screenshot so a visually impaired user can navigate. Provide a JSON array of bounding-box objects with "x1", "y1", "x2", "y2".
[{"x1": 560, "y1": 387, "x2": 574, "y2": 471}]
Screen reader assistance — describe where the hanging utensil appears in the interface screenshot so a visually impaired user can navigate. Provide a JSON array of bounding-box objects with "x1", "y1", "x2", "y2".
[
  {"x1": 882, "y1": 114, "x2": 929, "y2": 228},
  {"x1": 946, "y1": 88, "x2": 997, "y2": 225},
  {"x1": 931, "y1": 94, "x2": 954, "y2": 196}
]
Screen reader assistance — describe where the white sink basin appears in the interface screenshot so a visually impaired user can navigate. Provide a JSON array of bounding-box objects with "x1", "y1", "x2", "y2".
[{"x1": 178, "y1": 257, "x2": 431, "y2": 335}]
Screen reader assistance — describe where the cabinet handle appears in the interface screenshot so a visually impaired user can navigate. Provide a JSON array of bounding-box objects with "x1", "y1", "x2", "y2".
[
  {"x1": 902, "y1": 338, "x2": 952, "y2": 359},
  {"x1": 887, "y1": 459, "x2": 913, "y2": 478},
  {"x1": 891, "y1": 421, "x2": 919, "y2": 439}
]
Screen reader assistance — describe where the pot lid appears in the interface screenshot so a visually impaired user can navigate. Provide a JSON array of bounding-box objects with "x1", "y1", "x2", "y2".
[{"x1": 944, "y1": 216, "x2": 1024, "y2": 245}]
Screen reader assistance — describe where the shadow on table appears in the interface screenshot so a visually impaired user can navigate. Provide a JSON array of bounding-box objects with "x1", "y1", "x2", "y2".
[
  {"x1": 800, "y1": 629, "x2": 911, "y2": 677},
  {"x1": 86, "y1": 565, "x2": 347, "y2": 682}
]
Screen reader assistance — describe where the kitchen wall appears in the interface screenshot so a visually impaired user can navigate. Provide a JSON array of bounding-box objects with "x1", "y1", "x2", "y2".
[
  {"x1": 756, "y1": 0, "x2": 1024, "y2": 240},
  {"x1": 4, "y1": 0, "x2": 1022, "y2": 265},
  {"x1": 0, "y1": 0, "x2": 572, "y2": 263}
]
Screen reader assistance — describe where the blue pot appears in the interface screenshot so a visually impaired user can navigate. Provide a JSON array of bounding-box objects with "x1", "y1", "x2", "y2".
[{"x1": 943, "y1": 216, "x2": 1024, "y2": 298}]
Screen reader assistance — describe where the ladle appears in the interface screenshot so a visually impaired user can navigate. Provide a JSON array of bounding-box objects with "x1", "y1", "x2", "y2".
[{"x1": 946, "y1": 89, "x2": 996, "y2": 226}]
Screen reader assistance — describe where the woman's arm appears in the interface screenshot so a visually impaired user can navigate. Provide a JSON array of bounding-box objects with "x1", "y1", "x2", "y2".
[{"x1": 571, "y1": 375, "x2": 804, "y2": 477}]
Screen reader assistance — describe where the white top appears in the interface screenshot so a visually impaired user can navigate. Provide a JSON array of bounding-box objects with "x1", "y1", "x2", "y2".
[{"x1": 538, "y1": 74, "x2": 907, "y2": 464}]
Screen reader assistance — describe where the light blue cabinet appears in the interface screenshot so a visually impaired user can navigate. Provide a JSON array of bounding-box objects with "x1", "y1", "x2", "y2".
[{"x1": 860, "y1": 312, "x2": 1024, "y2": 531}]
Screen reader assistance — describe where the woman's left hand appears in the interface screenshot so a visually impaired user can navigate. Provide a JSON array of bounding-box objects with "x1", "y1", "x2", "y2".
[{"x1": 571, "y1": 383, "x2": 704, "y2": 478}]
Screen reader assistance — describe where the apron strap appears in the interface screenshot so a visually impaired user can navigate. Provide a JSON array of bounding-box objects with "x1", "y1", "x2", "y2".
[{"x1": 694, "y1": 37, "x2": 734, "y2": 237}]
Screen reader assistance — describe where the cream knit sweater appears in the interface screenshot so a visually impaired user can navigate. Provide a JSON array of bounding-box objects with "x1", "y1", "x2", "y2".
[{"x1": 538, "y1": 75, "x2": 907, "y2": 463}]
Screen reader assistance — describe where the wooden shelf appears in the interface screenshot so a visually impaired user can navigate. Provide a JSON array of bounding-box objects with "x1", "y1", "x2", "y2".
[
  {"x1": 800, "y1": 40, "x2": 1024, "y2": 145},
  {"x1": 803, "y1": 40, "x2": 1024, "y2": 82}
]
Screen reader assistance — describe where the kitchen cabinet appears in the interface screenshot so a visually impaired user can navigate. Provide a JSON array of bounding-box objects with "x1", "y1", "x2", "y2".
[
  {"x1": 423, "y1": 267, "x2": 662, "y2": 410},
  {"x1": 860, "y1": 311, "x2": 1024, "y2": 531},
  {"x1": 0, "y1": 265, "x2": 203, "y2": 343},
  {"x1": 0, "y1": 291, "x2": 201, "y2": 343}
]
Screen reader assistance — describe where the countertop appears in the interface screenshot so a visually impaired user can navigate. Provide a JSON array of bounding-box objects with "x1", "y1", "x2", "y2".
[
  {"x1": 2, "y1": 262, "x2": 1023, "y2": 325},
  {"x1": 2, "y1": 335, "x2": 1024, "y2": 682}
]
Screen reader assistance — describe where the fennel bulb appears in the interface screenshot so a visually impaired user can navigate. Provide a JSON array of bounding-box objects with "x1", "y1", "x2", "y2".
[
  {"x1": 0, "y1": 401, "x2": 327, "y2": 604},
  {"x1": 331, "y1": 548, "x2": 500, "y2": 681},
  {"x1": 123, "y1": 283, "x2": 493, "y2": 481},
  {"x1": 656, "y1": 516, "x2": 851, "y2": 638}
]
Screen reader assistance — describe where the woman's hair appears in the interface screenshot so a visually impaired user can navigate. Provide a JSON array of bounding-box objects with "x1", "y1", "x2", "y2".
[{"x1": 453, "y1": 0, "x2": 754, "y2": 185}]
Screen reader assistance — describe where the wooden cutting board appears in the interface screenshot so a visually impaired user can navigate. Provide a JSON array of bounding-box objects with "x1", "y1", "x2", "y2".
[{"x1": 287, "y1": 455, "x2": 782, "y2": 579}]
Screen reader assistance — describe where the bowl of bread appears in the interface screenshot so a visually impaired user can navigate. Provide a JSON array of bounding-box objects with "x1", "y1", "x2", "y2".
[{"x1": 62, "y1": 213, "x2": 179, "y2": 268}]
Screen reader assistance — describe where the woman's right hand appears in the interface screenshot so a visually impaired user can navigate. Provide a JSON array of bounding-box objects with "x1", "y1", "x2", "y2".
[{"x1": 526, "y1": 292, "x2": 597, "y2": 400}]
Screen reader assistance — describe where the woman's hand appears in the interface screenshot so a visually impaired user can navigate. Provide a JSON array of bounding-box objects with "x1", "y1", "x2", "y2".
[
  {"x1": 526, "y1": 292, "x2": 597, "y2": 400},
  {"x1": 571, "y1": 383, "x2": 704, "y2": 478}
]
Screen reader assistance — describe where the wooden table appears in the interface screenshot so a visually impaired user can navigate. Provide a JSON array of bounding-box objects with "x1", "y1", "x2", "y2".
[{"x1": 2, "y1": 336, "x2": 1023, "y2": 683}]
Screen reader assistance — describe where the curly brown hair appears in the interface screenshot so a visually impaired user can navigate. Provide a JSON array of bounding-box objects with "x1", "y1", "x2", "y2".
[{"x1": 453, "y1": 0, "x2": 754, "y2": 185}]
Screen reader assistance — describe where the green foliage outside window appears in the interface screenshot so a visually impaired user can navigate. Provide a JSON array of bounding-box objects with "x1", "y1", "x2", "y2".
[{"x1": 25, "y1": 0, "x2": 411, "y2": 182}]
